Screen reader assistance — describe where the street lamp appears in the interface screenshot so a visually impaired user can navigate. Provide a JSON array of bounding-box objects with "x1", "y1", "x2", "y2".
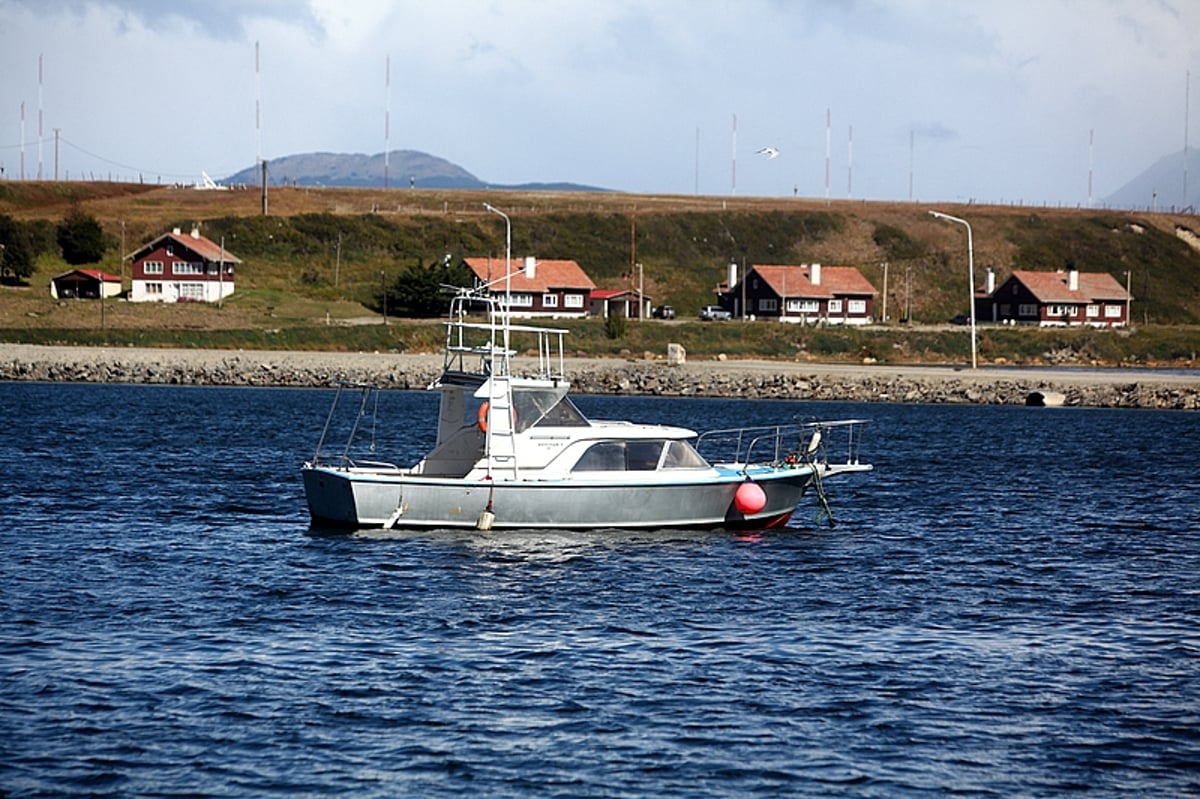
[
  {"x1": 483, "y1": 203, "x2": 513, "y2": 358},
  {"x1": 482, "y1": 203, "x2": 511, "y2": 301},
  {"x1": 929, "y1": 210, "x2": 977, "y2": 369}
]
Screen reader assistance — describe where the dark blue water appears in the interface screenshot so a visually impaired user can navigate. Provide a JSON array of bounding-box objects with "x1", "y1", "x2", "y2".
[{"x1": 2, "y1": 382, "x2": 1198, "y2": 798}]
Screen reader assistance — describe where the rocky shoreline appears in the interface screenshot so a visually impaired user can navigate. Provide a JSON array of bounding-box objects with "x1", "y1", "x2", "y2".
[{"x1": 2, "y1": 344, "x2": 1198, "y2": 410}]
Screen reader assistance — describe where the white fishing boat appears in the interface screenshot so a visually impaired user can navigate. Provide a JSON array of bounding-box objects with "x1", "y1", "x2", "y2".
[{"x1": 302, "y1": 285, "x2": 872, "y2": 532}]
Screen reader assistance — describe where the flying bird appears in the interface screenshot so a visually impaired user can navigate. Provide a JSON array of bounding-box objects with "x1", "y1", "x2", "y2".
[{"x1": 756, "y1": 147, "x2": 780, "y2": 160}]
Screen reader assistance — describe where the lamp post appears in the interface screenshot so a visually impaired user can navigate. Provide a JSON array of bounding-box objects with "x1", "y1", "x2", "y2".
[
  {"x1": 483, "y1": 203, "x2": 513, "y2": 358},
  {"x1": 482, "y1": 203, "x2": 511, "y2": 301},
  {"x1": 380, "y1": 270, "x2": 387, "y2": 325},
  {"x1": 929, "y1": 210, "x2": 977, "y2": 369}
]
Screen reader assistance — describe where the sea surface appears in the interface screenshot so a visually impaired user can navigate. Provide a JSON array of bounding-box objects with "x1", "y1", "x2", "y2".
[{"x1": 2, "y1": 382, "x2": 1198, "y2": 798}]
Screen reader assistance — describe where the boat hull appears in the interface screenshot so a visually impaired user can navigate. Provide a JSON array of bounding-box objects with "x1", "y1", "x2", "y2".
[{"x1": 302, "y1": 464, "x2": 865, "y2": 531}]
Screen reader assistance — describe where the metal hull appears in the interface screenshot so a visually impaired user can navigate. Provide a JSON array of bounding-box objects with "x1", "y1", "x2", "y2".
[{"x1": 301, "y1": 464, "x2": 861, "y2": 531}]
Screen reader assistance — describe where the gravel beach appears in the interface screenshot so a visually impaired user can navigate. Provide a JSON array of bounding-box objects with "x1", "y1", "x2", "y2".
[{"x1": 2, "y1": 343, "x2": 1198, "y2": 409}]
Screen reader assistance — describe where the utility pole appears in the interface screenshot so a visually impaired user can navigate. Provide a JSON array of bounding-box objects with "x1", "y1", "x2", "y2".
[
  {"x1": 53, "y1": 128, "x2": 60, "y2": 180},
  {"x1": 881, "y1": 261, "x2": 889, "y2": 323}
]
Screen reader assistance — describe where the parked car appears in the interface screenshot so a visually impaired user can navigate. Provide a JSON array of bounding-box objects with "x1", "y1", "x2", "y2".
[
  {"x1": 949, "y1": 313, "x2": 973, "y2": 325},
  {"x1": 652, "y1": 304, "x2": 675, "y2": 319},
  {"x1": 700, "y1": 305, "x2": 732, "y2": 321}
]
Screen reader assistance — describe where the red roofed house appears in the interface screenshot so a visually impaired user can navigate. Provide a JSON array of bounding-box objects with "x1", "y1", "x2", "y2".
[
  {"x1": 128, "y1": 227, "x2": 240, "y2": 303},
  {"x1": 589, "y1": 288, "x2": 652, "y2": 319},
  {"x1": 723, "y1": 263, "x2": 877, "y2": 325},
  {"x1": 989, "y1": 269, "x2": 1132, "y2": 327},
  {"x1": 50, "y1": 268, "x2": 122, "y2": 300},
  {"x1": 462, "y1": 256, "x2": 595, "y2": 318}
]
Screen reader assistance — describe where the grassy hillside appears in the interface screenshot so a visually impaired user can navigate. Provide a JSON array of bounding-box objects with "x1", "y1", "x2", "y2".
[{"x1": 2, "y1": 182, "x2": 1199, "y2": 364}]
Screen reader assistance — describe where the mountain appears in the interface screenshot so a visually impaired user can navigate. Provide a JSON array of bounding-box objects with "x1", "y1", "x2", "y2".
[
  {"x1": 221, "y1": 150, "x2": 607, "y2": 192},
  {"x1": 1104, "y1": 148, "x2": 1200, "y2": 212}
]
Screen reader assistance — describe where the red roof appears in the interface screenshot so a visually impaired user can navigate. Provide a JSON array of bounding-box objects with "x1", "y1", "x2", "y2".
[
  {"x1": 591, "y1": 288, "x2": 632, "y2": 300},
  {"x1": 749, "y1": 264, "x2": 877, "y2": 299},
  {"x1": 464, "y1": 257, "x2": 595, "y2": 292},
  {"x1": 53, "y1": 268, "x2": 121, "y2": 282},
  {"x1": 129, "y1": 230, "x2": 242, "y2": 263},
  {"x1": 1009, "y1": 269, "x2": 1130, "y2": 303}
]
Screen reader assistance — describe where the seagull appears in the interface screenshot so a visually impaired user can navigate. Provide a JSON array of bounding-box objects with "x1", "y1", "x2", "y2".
[{"x1": 756, "y1": 146, "x2": 780, "y2": 160}]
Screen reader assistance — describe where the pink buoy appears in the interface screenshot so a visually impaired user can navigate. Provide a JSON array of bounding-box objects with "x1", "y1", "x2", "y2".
[{"x1": 734, "y1": 480, "x2": 766, "y2": 514}]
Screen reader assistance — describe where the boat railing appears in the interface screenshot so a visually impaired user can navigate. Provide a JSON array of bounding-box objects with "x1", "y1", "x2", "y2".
[
  {"x1": 441, "y1": 292, "x2": 569, "y2": 381},
  {"x1": 695, "y1": 419, "x2": 869, "y2": 470},
  {"x1": 308, "y1": 381, "x2": 402, "y2": 471}
]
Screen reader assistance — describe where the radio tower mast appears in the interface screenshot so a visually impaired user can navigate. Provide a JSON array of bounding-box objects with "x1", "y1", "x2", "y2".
[
  {"x1": 731, "y1": 113, "x2": 737, "y2": 196},
  {"x1": 384, "y1": 55, "x2": 391, "y2": 189},
  {"x1": 37, "y1": 54, "x2": 44, "y2": 180}
]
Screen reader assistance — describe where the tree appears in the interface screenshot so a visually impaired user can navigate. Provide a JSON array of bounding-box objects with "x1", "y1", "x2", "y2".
[
  {"x1": 56, "y1": 206, "x2": 107, "y2": 265},
  {"x1": 0, "y1": 214, "x2": 36, "y2": 283},
  {"x1": 383, "y1": 255, "x2": 474, "y2": 317}
]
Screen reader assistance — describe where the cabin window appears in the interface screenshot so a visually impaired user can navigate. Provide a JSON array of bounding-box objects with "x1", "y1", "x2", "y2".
[
  {"x1": 758, "y1": 298, "x2": 777, "y2": 312},
  {"x1": 173, "y1": 261, "x2": 204, "y2": 276},
  {"x1": 542, "y1": 294, "x2": 559, "y2": 308},
  {"x1": 847, "y1": 300, "x2": 867, "y2": 314},
  {"x1": 180, "y1": 283, "x2": 205, "y2": 300},
  {"x1": 790, "y1": 299, "x2": 819, "y2": 313},
  {"x1": 564, "y1": 294, "x2": 583, "y2": 308},
  {"x1": 144, "y1": 261, "x2": 163, "y2": 274},
  {"x1": 572, "y1": 440, "x2": 666, "y2": 472},
  {"x1": 1105, "y1": 304, "x2": 1122, "y2": 318},
  {"x1": 662, "y1": 440, "x2": 710, "y2": 469},
  {"x1": 505, "y1": 293, "x2": 533, "y2": 307},
  {"x1": 573, "y1": 442, "x2": 625, "y2": 471},
  {"x1": 146, "y1": 282, "x2": 163, "y2": 294},
  {"x1": 827, "y1": 299, "x2": 843, "y2": 314},
  {"x1": 1086, "y1": 304, "x2": 1100, "y2": 318},
  {"x1": 1018, "y1": 303, "x2": 1038, "y2": 317}
]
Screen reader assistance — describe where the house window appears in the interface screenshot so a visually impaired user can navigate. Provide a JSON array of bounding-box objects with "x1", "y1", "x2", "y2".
[
  {"x1": 180, "y1": 283, "x2": 205, "y2": 300},
  {"x1": 998, "y1": 303, "x2": 1012, "y2": 317},
  {"x1": 827, "y1": 299, "x2": 843, "y2": 314},
  {"x1": 789, "y1": 299, "x2": 819, "y2": 313},
  {"x1": 144, "y1": 261, "x2": 163, "y2": 275},
  {"x1": 505, "y1": 293, "x2": 533, "y2": 307},
  {"x1": 564, "y1": 294, "x2": 583, "y2": 309},
  {"x1": 1105, "y1": 304, "x2": 1122, "y2": 318},
  {"x1": 146, "y1": 282, "x2": 162, "y2": 294},
  {"x1": 847, "y1": 300, "x2": 867, "y2": 314},
  {"x1": 542, "y1": 294, "x2": 559, "y2": 308},
  {"x1": 173, "y1": 261, "x2": 204, "y2": 276},
  {"x1": 758, "y1": 298, "x2": 777, "y2": 312},
  {"x1": 166, "y1": 245, "x2": 174, "y2": 256},
  {"x1": 1018, "y1": 303, "x2": 1038, "y2": 317},
  {"x1": 1086, "y1": 304, "x2": 1100, "y2": 318}
]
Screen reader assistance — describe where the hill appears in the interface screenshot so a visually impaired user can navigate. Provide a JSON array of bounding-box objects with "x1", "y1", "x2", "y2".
[
  {"x1": 1104, "y1": 148, "x2": 1200, "y2": 212},
  {"x1": 2, "y1": 182, "x2": 1199, "y2": 366},
  {"x1": 222, "y1": 150, "x2": 607, "y2": 193}
]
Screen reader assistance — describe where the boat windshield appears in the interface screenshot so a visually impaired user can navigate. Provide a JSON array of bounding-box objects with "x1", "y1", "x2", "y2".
[{"x1": 514, "y1": 389, "x2": 589, "y2": 432}]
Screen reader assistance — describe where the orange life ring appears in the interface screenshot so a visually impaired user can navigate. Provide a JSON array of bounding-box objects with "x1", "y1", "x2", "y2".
[{"x1": 477, "y1": 401, "x2": 516, "y2": 433}]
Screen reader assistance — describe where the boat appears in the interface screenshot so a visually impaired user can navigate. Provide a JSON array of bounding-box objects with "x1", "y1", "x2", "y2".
[{"x1": 302, "y1": 286, "x2": 872, "y2": 532}]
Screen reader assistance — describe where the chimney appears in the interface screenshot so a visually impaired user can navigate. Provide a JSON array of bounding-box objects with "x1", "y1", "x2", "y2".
[
  {"x1": 1068, "y1": 267, "x2": 1079, "y2": 291},
  {"x1": 728, "y1": 262, "x2": 738, "y2": 288},
  {"x1": 190, "y1": 226, "x2": 201, "y2": 239},
  {"x1": 986, "y1": 267, "x2": 995, "y2": 295},
  {"x1": 172, "y1": 227, "x2": 181, "y2": 235},
  {"x1": 524, "y1": 256, "x2": 536, "y2": 279},
  {"x1": 810, "y1": 262, "x2": 822, "y2": 285}
]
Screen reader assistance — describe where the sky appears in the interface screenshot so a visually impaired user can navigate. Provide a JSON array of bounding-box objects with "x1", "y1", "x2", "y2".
[{"x1": 1, "y1": 0, "x2": 1197, "y2": 206}]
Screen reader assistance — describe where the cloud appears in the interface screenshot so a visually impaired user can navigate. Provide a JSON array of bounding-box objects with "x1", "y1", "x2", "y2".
[
  {"x1": 6, "y1": 0, "x2": 324, "y2": 39},
  {"x1": 0, "y1": 0, "x2": 1196, "y2": 203}
]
